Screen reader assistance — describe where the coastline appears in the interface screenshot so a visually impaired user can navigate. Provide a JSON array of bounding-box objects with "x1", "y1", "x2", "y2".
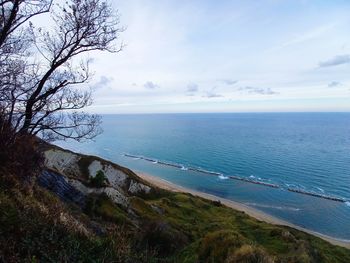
[{"x1": 136, "y1": 171, "x2": 350, "y2": 249}]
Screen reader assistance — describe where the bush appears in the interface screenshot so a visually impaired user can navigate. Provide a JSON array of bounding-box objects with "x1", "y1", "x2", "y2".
[
  {"x1": 85, "y1": 193, "x2": 130, "y2": 224},
  {"x1": 198, "y1": 230, "x2": 244, "y2": 262},
  {"x1": 138, "y1": 220, "x2": 188, "y2": 257},
  {"x1": 225, "y1": 244, "x2": 274, "y2": 263},
  {"x1": 0, "y1": 111, "x2": 43, "y2": 190},
  {"x1": 211, "y1": 199, "x2": 222, "y2": 207},
  {"x1": 90, "y1": 170, "x2": 108, "y2": 188}
]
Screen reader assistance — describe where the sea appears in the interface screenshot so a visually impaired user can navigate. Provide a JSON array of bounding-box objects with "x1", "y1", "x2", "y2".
[{"x1": 56, "y1": 113, "x2": 350, "y2": 240}]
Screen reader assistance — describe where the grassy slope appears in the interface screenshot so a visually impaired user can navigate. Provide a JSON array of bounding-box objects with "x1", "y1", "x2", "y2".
[
  {"x1": 1, "y1": 146, "x2": 350, "y2": 262},
  {"x1": 130, "y1": 193, "x2": 350, "y2": 263},
  {"x1": 1, "y1": 183, "x2": 350, "y2": 263}
]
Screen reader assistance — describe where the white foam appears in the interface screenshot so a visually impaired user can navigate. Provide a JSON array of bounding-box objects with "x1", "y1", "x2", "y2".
[
  {"x1": 218, "y1": 175, "x2": 229, "y2": 180},
  {"x1": 181, "y1": 166, "x2": 188, "y2": 171},
  {"x1": 152, "y1": 161, "x2": 158, "y2": 164},
  {"x1": 316, "y1": 187, "x2": 325, "y2": 193},
  {"x1": 345, "y1": 201, "x2": 350, "y2": 207},
  {"x1": 246, "y1": 202, "x2": 301, "y2": 212},
  {"x1": 249, "y1": 175, "x2": 255, "y2": 179}
]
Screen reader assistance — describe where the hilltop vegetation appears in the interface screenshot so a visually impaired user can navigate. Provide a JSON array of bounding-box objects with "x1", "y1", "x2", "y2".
[{"x1": 1, "y1": 145, "x2": 350, "y2": 262}]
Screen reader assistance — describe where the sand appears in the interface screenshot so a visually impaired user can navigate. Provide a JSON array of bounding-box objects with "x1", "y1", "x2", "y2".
[{"x1": 137, "y1": 172, "x2": 350, "y2": 249}]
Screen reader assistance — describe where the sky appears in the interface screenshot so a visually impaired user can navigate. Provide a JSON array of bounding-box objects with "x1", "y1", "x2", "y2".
[{"x1": 85, "y1": 0, "x2": 350, "y2": 113}]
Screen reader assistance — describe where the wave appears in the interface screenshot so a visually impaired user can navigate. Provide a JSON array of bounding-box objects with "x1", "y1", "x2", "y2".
[
  {"x1": 188, "y1": 167, "x2": 222, "y2": 176},
  {"x1": 245, "y1": 202, "x2": 301, "y2": 212},
  {"x1": 229, "y1": 175, "x2": 279, "y2": 188},
  {"x1": 316, "y1": 187, "x2": 325, "y2": 193},
  {"x1": 123, "y1": 153, "x2": 347, "y2": 203}
]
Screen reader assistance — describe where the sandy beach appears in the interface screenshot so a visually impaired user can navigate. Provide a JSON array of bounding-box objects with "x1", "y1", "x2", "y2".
[{"x1": 137, "y1": 172, "x2": 350, "y2": 249}]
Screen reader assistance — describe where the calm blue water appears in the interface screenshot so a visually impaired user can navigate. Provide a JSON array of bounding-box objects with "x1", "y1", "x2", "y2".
[{"x1": 57, "y1": 113, "x2": 350, "y2": 240}]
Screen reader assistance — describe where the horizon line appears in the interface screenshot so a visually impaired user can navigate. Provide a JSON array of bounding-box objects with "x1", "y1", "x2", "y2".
[{"x1": 95, "y1": 111, "x2": 350, "y2": 115}]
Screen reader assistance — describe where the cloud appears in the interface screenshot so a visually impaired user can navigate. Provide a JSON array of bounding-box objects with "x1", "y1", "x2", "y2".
[
  {"x1": 238, "y1": 86, "x2": 279, "y2": 95},
  {"x1": 144, "y1": 81, "x2": 159, "y2": 89},
  {"x1": 328, "y1": 81, "x2": 340, "y2": 88},
  {"x1": 187, "y1": 83, "x2": 199, "y2": 93},
  {"x1": 203, "y1": 92, "x2": 224, "y2": 98},
  {"x1": 319, "y1": 55, "x2": 350, "y2": 67},
  {"x1": 93, "y1": 76, "x2": 113, "y2": 90},
  {"x1": 221, "y1": 79, "x2": 238, "y2": 85}
]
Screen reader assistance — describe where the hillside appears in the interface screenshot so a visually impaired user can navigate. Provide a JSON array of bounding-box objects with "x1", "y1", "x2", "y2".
[{"x1": 1, "y1": 145, "x2": 350, "y2": 262}]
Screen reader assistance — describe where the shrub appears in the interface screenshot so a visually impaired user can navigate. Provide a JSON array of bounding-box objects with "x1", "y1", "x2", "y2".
[
  {"x1": 0, "y1": 111, "x2": 44, "y2": 190},
  {"x1": 85, "y1": 193, "x2": 130, "y2": 224},
  {"x1": 211, "y1": 199, "x2": 222, "y2": 207},
  {"x1": 90, "y1": 170, "x2": 108, "y2": 188},
  {"x1": 225, "y1": 244, "x2": 275, "y2": 263},
  {"x1": 198, "y1": 230, "x2": 244, "y2": 262},
  {"x1": 138, "y1": 220, "x2": 188, "y2": 257}
]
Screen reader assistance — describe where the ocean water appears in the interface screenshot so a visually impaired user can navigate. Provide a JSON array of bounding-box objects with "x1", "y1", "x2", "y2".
[{"x1": 57, "y1": 113, "x2": 350, "y2": 240}]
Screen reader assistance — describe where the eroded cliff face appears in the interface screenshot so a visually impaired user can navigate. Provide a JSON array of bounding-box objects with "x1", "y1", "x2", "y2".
[{"x1": 39, "y1": 146, "x2": 152, "y2": 210}]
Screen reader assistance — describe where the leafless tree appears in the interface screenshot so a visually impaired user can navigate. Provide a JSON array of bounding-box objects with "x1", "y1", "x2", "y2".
[
  {"x1": 0, "y1": 0, "x2": 123, "y2": 141},
  {"x1": 0, "y1": 0, "x2": 52, "y2": 49},
  {"x1": 0, "y1": 1, "x2": 52, "y2": 109}
]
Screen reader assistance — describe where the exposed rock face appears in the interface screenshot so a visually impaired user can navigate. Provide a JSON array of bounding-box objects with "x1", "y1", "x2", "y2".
[
  {"x1": 128, "y1": 179, "x2": 151, "y2": 194},
  {"x1": 38, "y1": 170, "x2": 86, "y2": 207},
  {"x1": 69, "y1": 178, "x2": 129, "y2": 207},
  {"x1": 44, "y1": 149, "x2": 80, "y2": 177},
  {"x1": 41, "y1": 146, "x2": 154, "y2": 210},
  {"x1": 88, "y1": 160, "x2": 128, "y2": 189}
]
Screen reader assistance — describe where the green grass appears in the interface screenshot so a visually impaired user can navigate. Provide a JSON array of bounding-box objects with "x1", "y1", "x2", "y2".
[
  {"x1": 0, "y1": 185, "x2": 155, "y2": 263},
  {"x1": 128, "y1": 192, "x2": 350, "y2": 263},
  {"x1": 1, "y1": 156, "x2": 350, "y2": 263}
]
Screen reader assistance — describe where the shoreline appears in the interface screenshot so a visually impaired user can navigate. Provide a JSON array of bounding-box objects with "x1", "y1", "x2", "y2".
[{"x1": 136, "y1": 171, "x2": 350, "y2": 249}]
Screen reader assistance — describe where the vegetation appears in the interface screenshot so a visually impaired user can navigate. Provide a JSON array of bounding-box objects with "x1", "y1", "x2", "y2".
[
  {"x1": 1, "y1": 3, "x2": 350, "y2": 261},
  {"x1": 1, "y1": 163, "x2": 350, "y2": 262},
  {"x1": 1, "y1": 109, "x2": 350, "y2": 262},
  {"x1": 0, "y1": 183, "x2": 155, "y2": 262},
  {"x1": 129, "y1": 193, "x2": 350, "y2": 262},
  {"x1": 0, "y1": 0, "x2": 123, "y2": 142},
  {"x1": 89, "y1": 170, "x2": 108, "y2": 188}
]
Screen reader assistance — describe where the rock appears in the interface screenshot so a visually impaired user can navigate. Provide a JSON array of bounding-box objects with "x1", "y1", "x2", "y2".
[
  {"x1": 88, "y1": 160, "x2": 104, "y2": 178},
  {"x1": 151, "y1": 204, "x2": 165, "y2": 215},
  {"x1": 38, "y1": 170, "x2": 86, "y2": 207},
  {"x1": 44, "y1": 149, "x2": 80, "y2": 177},
  {"x1": 87, "y1": 160, "x2": 128, "y2": 189},
  {"x1": 128, "y1": 179, "x2": 151, "y2": 194},
  {"x1": 43, "y1": 146, "x2": 154, "y2": 211},
  {"x1": 68, "y1": 178, "x2": 129, "y2": 208}
]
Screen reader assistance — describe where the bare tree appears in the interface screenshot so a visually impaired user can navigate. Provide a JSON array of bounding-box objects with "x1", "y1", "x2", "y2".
[
  {"x1": 0, "y1": 0, "x2": 123, "y2": 141},
  {"x1": 0, "y1": 0, "x2": 52, "y2": 49},
  {"x1": 0, "y1": 1, "x2": 51, "y2": 135}
]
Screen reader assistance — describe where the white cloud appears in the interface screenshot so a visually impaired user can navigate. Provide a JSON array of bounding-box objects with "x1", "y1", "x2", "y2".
[
  {"x1": 84, "y1": 0, "x2": 350, "y2": 112},
  {"x1": 319, "y1": 55, "x2": 350, "y2": 67},
  {"x1": 236, "y1": 86, "x2": 279, "y2": 95},
  {"x1": 143, "y1": 81, "x2": 159, "y2": 89},
  {"x1": 187, "y1": 83, "x2": 199, "y2": 93},
  {"x1": 221, "y1": 79, "x2": 238, "y2": 85},
  {"x1": 328, "y1": 81, "x2": 341, "y2": 88}
]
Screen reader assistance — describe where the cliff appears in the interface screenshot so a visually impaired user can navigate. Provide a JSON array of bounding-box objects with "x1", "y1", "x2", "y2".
[{"x1": 1, "y1": 145, "x2": 350, "y2": 262}]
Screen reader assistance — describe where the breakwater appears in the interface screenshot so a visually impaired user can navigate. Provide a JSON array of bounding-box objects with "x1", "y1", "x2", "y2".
[
  {"x1": 124, "y1": 153, "x2": 346, "y2": 203},
  {"x1": 287, "y1": 188, "x2": 345, "y2": 202}
]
